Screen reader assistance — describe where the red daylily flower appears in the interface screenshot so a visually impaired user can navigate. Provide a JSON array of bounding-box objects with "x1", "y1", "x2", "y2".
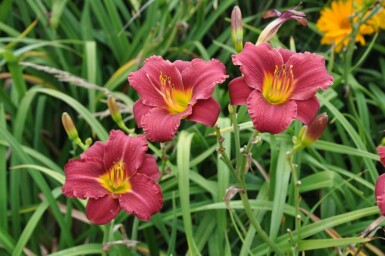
[
  {"x1": 229, "y1": 42, "x2": 333, "y2": 134},
  {"x1": 62, "y1": 130, "x2": 163, "y2": 224},
  {"x1": 376, "y1": 146, "x2": 385, "y2": 215},
  {"x1": 128, "y1": 56, "x2": 228, "y2": 142}
]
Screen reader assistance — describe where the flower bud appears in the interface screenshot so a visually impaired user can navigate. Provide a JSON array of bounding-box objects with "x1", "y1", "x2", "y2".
[
  {"x1": 62, "y1": 112, "x2": 79, "y2": 141},
  {"x1": 378, "y1": 146, "x2": 385, "y2": 167},
  {"x1": 375, "y1": 173, "x2": 385, "y2": 215},
  {"x1": 256, "y1": 8, "x2": 307, "y2": 45},
  {"x1": 301, "y1": 113, "x2": 328, "y2": 147},
  {"x1": 107, "y1": 96, "x2": 122, "y2": 123},
  {"x1": 231, "y1": 6, "x2": 243, "y2": 53}
]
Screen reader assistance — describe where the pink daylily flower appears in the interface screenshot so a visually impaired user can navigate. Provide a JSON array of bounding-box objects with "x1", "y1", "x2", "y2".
[
  {"x1": 228, "y1": 42, "x2": 333, "y2": 134},
  {"x1": 62, "y1": 130, "x2": 163, "y2": 224},
  {"x1": 128, "y1": 56, "x2": 228, "y2": 142},
  {"x1": 376, "y1": 146, "x2": 385, "y2": 215}
]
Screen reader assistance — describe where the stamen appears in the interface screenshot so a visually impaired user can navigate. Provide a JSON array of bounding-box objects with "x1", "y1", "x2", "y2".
[{"x1": 262, "y1": 64, "x2": 295, "y2": 105}]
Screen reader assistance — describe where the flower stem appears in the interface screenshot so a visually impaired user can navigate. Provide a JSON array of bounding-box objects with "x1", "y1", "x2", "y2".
[
  {"x1": 286, "y1": 150, "x2": 301, "y2": 253},
  {"x1": 240, "y1": 191, "x2": 284, "y2": 255},
  {"x1": 214, "y1": 125, "x2": 241, "y2": 184},
  {"x1": 229, "y1": 105, "x2": 242, "y2": 172}
]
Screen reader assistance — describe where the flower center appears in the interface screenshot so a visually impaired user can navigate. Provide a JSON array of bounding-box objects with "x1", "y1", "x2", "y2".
[
  {"x1": 339, "y1": 18, "x2": 351, "y2": 30},
  {"x1": 98, "y1": 160, "x2": 131, "y2": 195},
  {"x1": 262, "y1": 64, "x2": 294, "y2": 105},
  {"x1": 158, "y1": 71, "x2": 192, "y2": 114}
]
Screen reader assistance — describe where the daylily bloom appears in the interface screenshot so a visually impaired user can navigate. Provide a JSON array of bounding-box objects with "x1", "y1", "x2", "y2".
[
  {"x1": 229, "y1": 42, "x2": 333, "y2": 134},
  {"x1": 62, "y1": 130, "x2": 163, "y2": 224},
  {"x1": 375, "y1": 146, "x2": 385, "y2": 215},
  {"x1": 129, "y1": 56, "x2": 227, "y2": 142},
  {"x1": 256, "y1": 8, "x2": 307, "y2": 45}
]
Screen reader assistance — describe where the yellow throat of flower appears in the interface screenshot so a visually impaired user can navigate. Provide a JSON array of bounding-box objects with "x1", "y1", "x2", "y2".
[
  {"x1": 98, "y1": 160, "x2": 131, "y2": 195},
  {"x1": 159, "y1": 71, "x2": 192, "y2": 114},
  {"x1": 262, "y1": 64, "x2": 294, "y2": 105}
]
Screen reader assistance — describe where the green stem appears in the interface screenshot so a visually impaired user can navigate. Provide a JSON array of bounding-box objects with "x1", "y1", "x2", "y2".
[
  {"x1": 240, "y1": 192, "x2": 284, "y2": 255},
  {"x1": 239, "y1": 130, "x2": 259, "y2": 184},
  {"x1": 286, "y1": 151, "x2": 301, "y2": 253},
  {"x1": 229, "y1": 105, "x2": 242, "y2": 172},
  {"x1": 214, "y1": 125, "x2": 241, "y2": 184}
]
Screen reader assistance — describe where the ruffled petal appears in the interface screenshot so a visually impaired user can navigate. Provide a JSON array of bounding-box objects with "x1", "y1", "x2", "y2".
[
  {"x1": 86, "y1": 196, "x2": 120, "y2": 225},
  {"x1": 375, "y1": 173, "x2": 385, "y2": 215},
  {"x1": 104, "y1": 130, "x2": 148, "y2": 177},
  {"x1": 137, "y1": 154, "x2": 161, "y2": 180},
  {"x1": 378, "y1": 146, "x2": 385, "y2": 167},
  {"x1": 80, "y1": 141, "x2": 105, "y2": 160},
  {"x1": 228, "y1": 77, "x2": 254, "y2": 105},
  {"x1": 277, "y1": 47, "x2": 295, "y2": 63},
  {"x1": 62, "y1": 158, "x2": 108, "y2": 199},
  {"x1": 119, "y1": 173, "x2": 163, "y2": 221},
  {"x1": 247, "y1": 90, "x2": 297, "y2": 134},
  {"x1": 174, "y1": 60, "x2": 191, "y2": 73},
  {"x1": 232, "y1": 42, "x2": 283, "y2": 90},
  {"x1": 133, "y1": 99, "x2": 153, "y2": 128},
  {"x1": 141, "y1": 107, "x2": 192, "y2": 142},
  {"x1": 180, "y1": 58, "x2": 227, "y2": 103},
  {"x1": 286, "y1": 52, "x2": 333, "y2": 100},
  {"x1": 295, "y1": 96, "x2": 320, "y2": 125},
  {"x1": 128, "y1": 56, "x2": 183, "y2": 107},
  {"x1": 187, "y1": 98, "x2": 220, "y2": 127}
]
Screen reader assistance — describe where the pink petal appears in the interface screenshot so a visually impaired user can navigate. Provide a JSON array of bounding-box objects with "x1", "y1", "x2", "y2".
[
  {"x1": 180, "y1": 58, "x2": 227, "y2": 103},
  {"x1": 104, "y1": 130, "x2": 148, "y2": 177},
  {"x1": 295, "y1": 96, "x2": 320, "y2": 124},
  {"x1": 378, "y1": 146, "x2": 385, "y2": 167},
  {"x1": 133, "y1": 99, "x2": 153, "y2": 128},
  {"x1": 277, "y1": 47, "x2": 295, "y2": 63},
  {"x1": 128, "y1": 56, "x2": 184, "y2": 107},
  {"x1": 286, "y1": 52, "x2": 333, "y2": 100},
  {"x1": 137, "y1": 154, "x2": 161, "y2": 180},
  {"x1": 228, "y1": 77, "x2": 254, "y2": 105},
  {"x1": 174, "y1": 60, "x2": 191, "y2": 73},
  {"x1": 247, "y1": 90, "x2": 297, "y2": 134},
  {"x1": 375, "y1": 173, "x2": 385, "y2": 215},
  {"x1": 187, "y1": 97, "x2": 220, "y2": 127},
  {"x1": 86, "y1": 196, "x2": 121, "y2": 225},
  {"x1": 232, "y1": 42, "x2": 283, "y2": 90},
  {"x1": 119, "y1": 174, "x2": 163, "y2": 221},
  {"x1": 62, "y1": 158, "x2": 108, "y2": 199},
  {"x1": 141, "y1": 107, "x2": 191, "y2": 142},
  {"x1": 80, "y1": 141, "x2": 105, "y2": 159}
]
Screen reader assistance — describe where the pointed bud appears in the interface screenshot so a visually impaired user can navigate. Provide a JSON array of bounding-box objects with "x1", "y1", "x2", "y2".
[
  {"x1": 62, "y1": 112, "x2": 79, "y2": 141},
  {"x1": 231, "y1": 6, "x2": 243, "y2": 53},
  {"x1": 378, "y1": 146, "x2": 385, "y2": 167},
  {"x1": 107, "y1": 96, "x2": 123, "y2": 123},
  {"x1": 375, "y1": 173, "x2": 385, "y2": 215},
  {"x1": 256, "y1": 8, "x2": 307, "y2": 45},
  {"x1": 301, "y1": 113, "x2": 328, "y2": 147}
]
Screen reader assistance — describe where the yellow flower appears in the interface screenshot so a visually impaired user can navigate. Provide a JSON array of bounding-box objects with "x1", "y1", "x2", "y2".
[{"x1": 316, "y1": 0, "x2": 385, "y2": 52}]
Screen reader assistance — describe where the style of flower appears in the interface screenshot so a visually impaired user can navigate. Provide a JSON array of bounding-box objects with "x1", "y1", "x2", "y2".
[
  {"x1": 229, "y1": 42, "x2": 333, "y2": 134},
  {"x1": 62, "y1": 130, "x2": 163, "y2": 224},
  {"x1": 128, "y1": 56, "x2": 228, "y2": 142},
  {"x1": 375, "y1": 146, "x2": 385, "y2": 215},
  {"x1": 316, "y1": 0, "x2": 380, "y2": 52}
]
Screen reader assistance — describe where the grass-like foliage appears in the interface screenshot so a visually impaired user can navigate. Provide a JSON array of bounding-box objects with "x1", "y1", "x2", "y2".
[{"x1": 1, "y1": 0, "x2": 385, "y2": 255}]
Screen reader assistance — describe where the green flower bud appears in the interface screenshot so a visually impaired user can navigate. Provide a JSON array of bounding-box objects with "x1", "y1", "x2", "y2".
[
  {"x1": 231, "y1": 6, "x2": 243, "y2": 53},
  {"x1": 62, "y1": 112, "x2": 79, "y2": 141}
]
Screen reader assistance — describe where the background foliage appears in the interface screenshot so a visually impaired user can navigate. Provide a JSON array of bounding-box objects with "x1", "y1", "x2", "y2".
[{"x1": 1, "y1": 0, "x2": 385, "y2": 255}]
